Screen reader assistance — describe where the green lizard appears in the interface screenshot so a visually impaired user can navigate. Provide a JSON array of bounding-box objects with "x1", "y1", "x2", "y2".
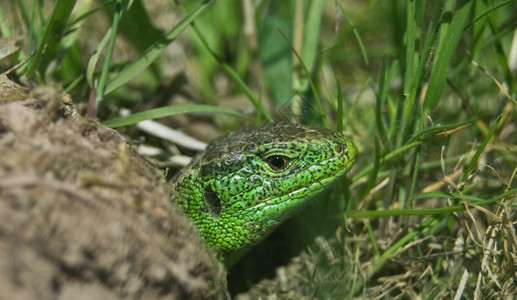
[{"x1": 170, "y1": 123, "x2": 356, "y2": 266}]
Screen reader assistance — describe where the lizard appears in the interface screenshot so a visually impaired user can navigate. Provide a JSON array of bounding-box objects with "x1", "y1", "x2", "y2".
[{"x1": 170, "y1": 123, "x2": 356, "y2": 266}]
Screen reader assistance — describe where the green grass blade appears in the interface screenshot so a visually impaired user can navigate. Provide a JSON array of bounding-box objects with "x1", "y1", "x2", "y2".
[
  {"x1": 25, "y1": 0, "x2": 77, "y2": 78},
  {"x1": 279, "y1": 30, "x2": 329, "y2": 128},
  {"x1": 302, "y1": 0, "x2": 323, "y2": 74},
  {"x1": 336, "y1": 75, "x2": 343, "y2": 132},
  {"x1": 64, "y1": 74, "x2": 84, "y2": 93},
  {"x1": 403, "y1": 0, "x2": 416, "y2": 95},
  {"x1": 25, "y1": 3, "x2": 37, "y2": 69},
  {"x1": 352, "y1": 140, "x2": 423, "y2": 183},
  {"x1": 101, "y1": 104, "x2": 246, "y2": 128},
  {"x1": 96, "y1": 0, "x2": 125, "y2": 101},
  {"x1": 486, "y1": 11, "x2": 516, "y2": 95},
  {"x1": 16, "y1": 0, "x2": 31, "y2": 29},
  {"x1": 467, "y1": 0, "x2": 512, "y2": 29},
  {"x1": 423, "y1": 0, "x2": 473, "y2": 109},
  {"x1": 104, "y1": 0, "x2": 213, "y2": 95},
  {"x1": 87, "y1": 28, "x2": 111, "y2": 87},
  {"x1": 258, "y1": 15, "x2": 292, "y2": 106},
  {"x1": 359, "y1": 137, "x2": 381, "y2": 200},
  {"x1": 0, "y1": 5, "x2": 11, "y2": 36},
  {"x1": 459, "y1": 115, "x2": 501, "y2": 183},
  {"x1": 349, "y1": 186, "x2": 517, "y2": 219},
  {"x1": 407, "y1": 145, "x2": 421, "y2": 208},
  {"x1": 376, "y1": 56, "x2": 390, "y2": 149},
  {"x1": 414, "y1": 191, "x2": 484, "y2": 203},
  {"x1": 192, "y1": 24, "x2": 273, "y2": 123},
  {"x1": 413, "y1": 24, "x2": 437, "y2": 90},
  {"x1": 363, "y1": 216, "x2": 438, "y2": 291},
  {"x1": 339, "y1": 4, "x2": 369, "y2": 69},
  {"x1": 69, "y1": 0, "x2": 115, "y2": 27},
  {"x1": 406, "y1": 119, "x2": 473, "y2": 144}
]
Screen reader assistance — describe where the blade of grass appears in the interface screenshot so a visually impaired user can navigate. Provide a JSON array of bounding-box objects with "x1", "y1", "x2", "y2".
[
  {"x1": 191, "y1": 24, "x2": 273, "y2": 123},
  {"x1": 358, "y1": 137, "x2": 381, "y2": 200},
  {"x1": 396, "y1": 0, "x2": 426, "y2": 150},
  {"x1": 423, "y1": 0, "x2": 473, "y2": 109},
  {"x1": 486, "y1": 10, "x2": 516, "y2": 95},
  {"x1": 16, "y1": 0, "x2": 31, "y2": 29},
  {"x1": 96, "y1": 0, "x2": 125, "y2": 101},
  {"x1": 258, "y1": 15, "x2": 292, "y2": 107},
  {"x1": 401, "y1": 0, "x2": 423, "y2": 137},
  {"x1": 339, "y1": 4, "x2": 370, "y2": 70},
  {"x1": 64, "y1": 74, "x2": 84, "y2": 93},
  {"x1": 351, "y1": 215, "x2": 439, "y2": 296},
  {"x1": 466, "y1": 0, "x2": 513, "y2": 30},
  {"x1": 25, "y1": 0, "x2": 77, "y2": 78},
  {"x1": 414, "y1": 23, "x2": 437, "y2": 88},
  {"x1": 353, "y1": 120, "x2": 473, "y2": 183},
  {"x1": 336, "y1": 75, "x2": 343, "y2": 132},
  {"x1": 352, "y1": 140, "x2": 422, "y2": 183},
  {"x1": 350, "y1": 187, "x2": 517, "y2": 219},
  {"x1": 69, "y1": 0, "x2": 115, "y2": 27},
  {"x1": 104, "y1": 0, "x2": 214, "y2": 95},
  {"x1": 0, "y1": 5, "x2": 11, "y2": 36},
  {"x1": 375, "y1": 56, "x2": 391, "y2": 149},
  {"x1": 301, "y1": 0, "x2": 323, "y2": 74},
  {"x1": 371, "y1": 216, "x2": 437, "y2": 272},
  {"x1": 407, "y1": 145, "x2": 422, "y2": 208},
  {"x1": 25, "y1": 2, "x2": 37, "y2": 70},
  {"x1": 365, "y1": 220, "x2": 380, "y2": 258},
  {"x1": 459, "y1": 115, "x2": 501, "y2": 182},
  {"x1": 279, "y1": 29, "x2": 329, "y2": 128},
  {"x1": 101, "y1": 104, "x2": 246, "y2": 128},
  {"x1": 406, "y1": 119, "x2": 473, "y2": 144},
  {"x1": 87, "y1": 28, "x2": 112, "y2": 88},
  {"x1": 404, "y1": 0, "x2": 417, "y2": 95}
]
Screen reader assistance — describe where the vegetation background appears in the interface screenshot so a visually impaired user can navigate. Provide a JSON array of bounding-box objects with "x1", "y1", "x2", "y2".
[{"x1": 1, "y1": 0, "x2": 516, "y2": 298}]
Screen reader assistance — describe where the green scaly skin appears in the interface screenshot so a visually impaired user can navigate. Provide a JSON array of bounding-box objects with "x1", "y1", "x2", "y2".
[{"x1": 170, "y1": 123, "x2": 356, "y2": 266}]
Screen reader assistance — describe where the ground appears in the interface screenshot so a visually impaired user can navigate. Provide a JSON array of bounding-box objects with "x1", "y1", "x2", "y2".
[{"x1": 0, "y1": 75, "x2": 227, "y2": 299}]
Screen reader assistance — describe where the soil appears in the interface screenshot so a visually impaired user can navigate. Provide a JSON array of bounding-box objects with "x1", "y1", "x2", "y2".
[{"x1": 0, "y1": 75, "x2": 227, "y2": 299}]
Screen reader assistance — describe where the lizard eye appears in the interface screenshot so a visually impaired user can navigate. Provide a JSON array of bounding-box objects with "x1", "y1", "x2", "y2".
[{"x1": 266, "y1": 155, "x2": 290, "y2": 171}]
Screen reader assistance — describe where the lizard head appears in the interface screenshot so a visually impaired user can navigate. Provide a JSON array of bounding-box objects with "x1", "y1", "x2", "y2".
[{"x1": 192, "y1": 123, "x2": 356, "y2": 263}]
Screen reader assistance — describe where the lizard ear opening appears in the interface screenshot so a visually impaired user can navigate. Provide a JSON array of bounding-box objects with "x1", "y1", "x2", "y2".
[{"x1": 203, "y1": 189, "x2": 222, "y2": 218}]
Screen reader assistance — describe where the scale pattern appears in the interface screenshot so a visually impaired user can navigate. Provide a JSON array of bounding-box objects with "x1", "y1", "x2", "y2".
[{"x1": 170, "y1": 123, "x2": 356, "y2": 265}]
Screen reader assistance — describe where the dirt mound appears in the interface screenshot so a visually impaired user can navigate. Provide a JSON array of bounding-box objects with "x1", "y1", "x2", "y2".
[{"x1": 0, "y1": 76, "x2": 226, "y2": 299}]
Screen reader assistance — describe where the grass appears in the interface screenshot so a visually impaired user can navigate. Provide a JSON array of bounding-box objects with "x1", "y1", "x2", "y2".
[{"x1": 1, "y1": 0, "x2": 516, "y2": 298}]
